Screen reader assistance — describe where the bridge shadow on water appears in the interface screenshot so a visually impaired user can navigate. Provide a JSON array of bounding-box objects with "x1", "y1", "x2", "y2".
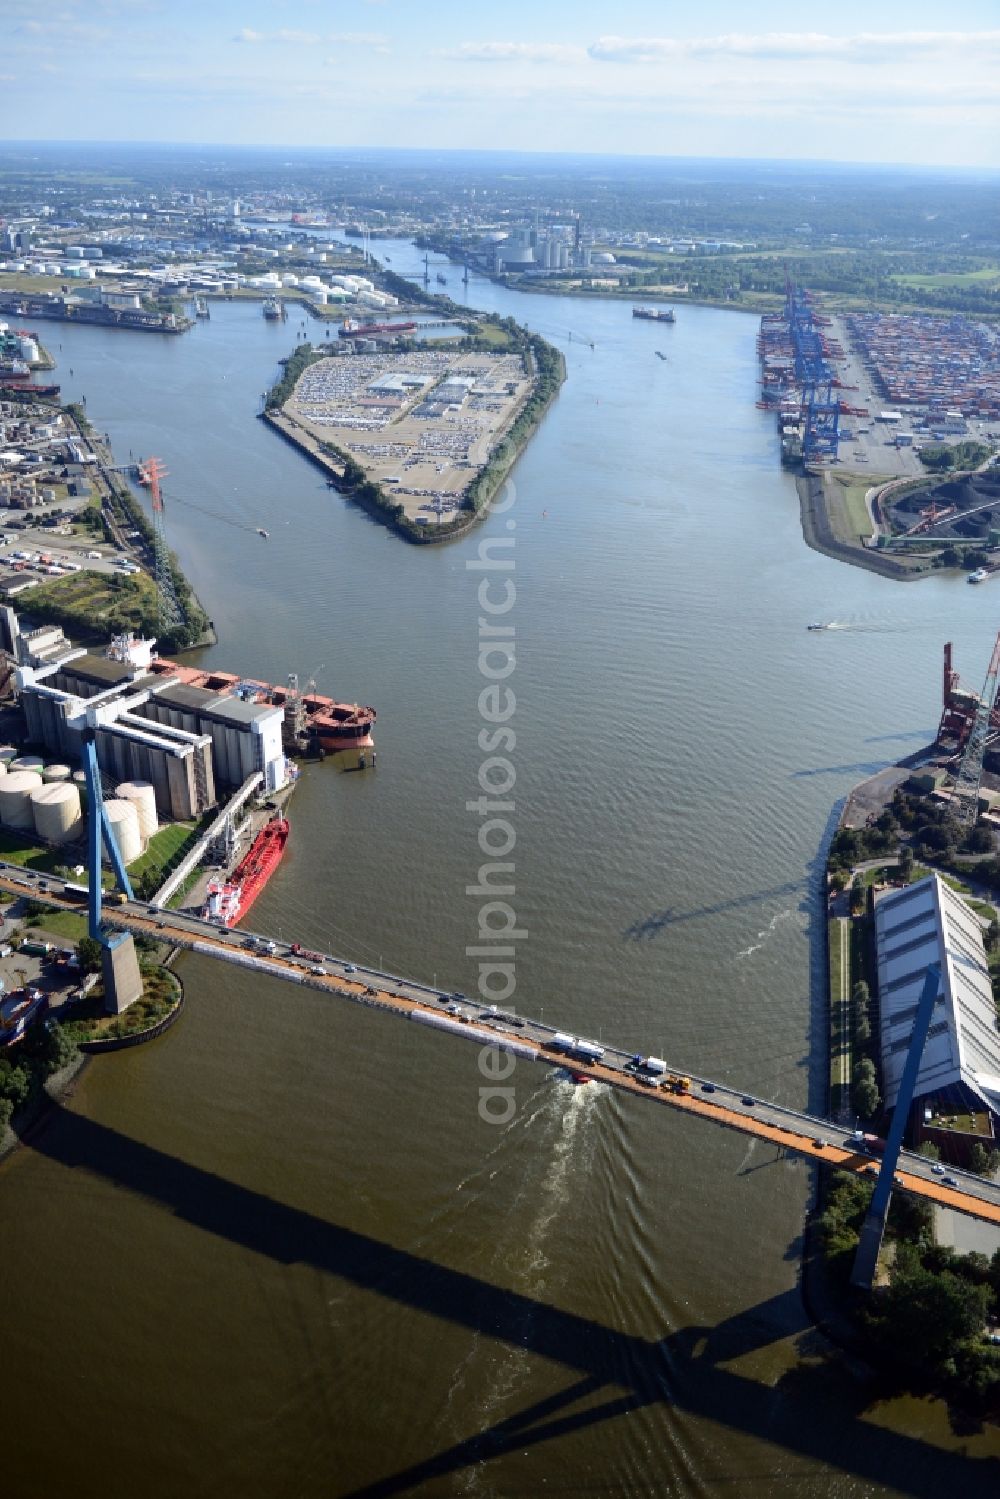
[
  {"x1": 20, "y1": 1102, "x2": 1000, "y2": 1498},
  {"x1": 622, "y1": 881, "x2": 806, "y2": 942},
  {"x1": 790, "y1": 759, "x2": 894, "y2": 780}
]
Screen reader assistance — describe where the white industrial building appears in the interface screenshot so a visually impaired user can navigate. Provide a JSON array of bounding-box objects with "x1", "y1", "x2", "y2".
[{"x1": 874, "y1": 874, "x2": 1000, "y2": 1117}]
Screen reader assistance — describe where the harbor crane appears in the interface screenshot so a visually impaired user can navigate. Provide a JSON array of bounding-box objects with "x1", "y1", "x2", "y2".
[
  {"x1": 139, "y1": 456, "x2": 183, "y2": 636},
  {"x1": 950, "y1": 628, "x2": 1000, "y2": 823}
]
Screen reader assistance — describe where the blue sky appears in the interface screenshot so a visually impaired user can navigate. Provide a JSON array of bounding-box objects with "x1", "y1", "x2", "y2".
[{"x1": 2, "y1": 0, "x2": 999, "y2": 166}]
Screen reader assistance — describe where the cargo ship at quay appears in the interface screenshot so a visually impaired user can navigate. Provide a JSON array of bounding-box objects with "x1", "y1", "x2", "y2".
[
  {"x1": 338, "y1": 317, "x2": 417, "y2": 339},
  {"x1": 202, "y1": 816, "x2": 289, "y2": 927},
  {"x1": 144, "y1": 658, "x2": 376, "y2": 757}
]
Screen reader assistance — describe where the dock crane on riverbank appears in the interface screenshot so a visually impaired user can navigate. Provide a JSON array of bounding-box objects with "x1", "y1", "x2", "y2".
[
  {"x1": 950, "y1": 629, "x2": 1000, "y2": 823},
  {"x1": 139, "y1": 456, "x2": 183, "y2": 637}
]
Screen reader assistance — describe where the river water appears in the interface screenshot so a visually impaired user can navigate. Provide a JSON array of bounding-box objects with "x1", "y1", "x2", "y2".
[{"x1": 2, "y1": 241, "x2": 999, "y2": 1497}]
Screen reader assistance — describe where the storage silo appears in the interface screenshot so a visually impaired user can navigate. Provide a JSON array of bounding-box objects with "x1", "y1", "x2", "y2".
[
  {"x1": 10, "y1": 755, "x2": 45, "y2": 775},
  {"x1": 43, "y1": 763, "x2": 72, "y2": 783},
  {"x1": 72, "y1": 769, "x2": 88, "y2": 806},
  {"x1": 31, "y1": 782, "x2": 83, "y2": 845},
  {"x1": 102, "y1": 799, "x2": 141, "y2": 865},
  {"x1": 0, "y1": 770, "x2": 44, "y2": 830},
  {"x1": 115, "y1": 781, "x2": 159, "y2": 841}
]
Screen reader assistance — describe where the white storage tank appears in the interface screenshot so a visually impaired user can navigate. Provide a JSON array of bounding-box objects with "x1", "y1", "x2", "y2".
[
  {"x1": 43, "y1": 763, "x2": 72, "y2": 783},
  {"x1": 0, "y1": 770, "x2": 44, "y2": 830},
  {"x1": 10, "y1": 755, "x2": 44, "y2": 775},
  {"x1": 72, "y1": 769, "x2": 89, "y2": 807},
  {"x1": 115, "y1": 780, "x2": 158, "y2": 841},
  {"x1": 102, "y1": 798, "x2": 141, "y2": 865},
  {"x1": 0, "y1": 746, "x2": 17, "y2": 765},
  {"x1": 31, "y1": 782, "x2": 83, "y2": 845}
]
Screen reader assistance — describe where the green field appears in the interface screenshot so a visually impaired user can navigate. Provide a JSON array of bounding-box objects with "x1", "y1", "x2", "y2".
[
  {"x1": 22, "y1": 570, "x2": 160, "y2": 642},
  {"x1": 0, "y1": 829, "x2": 72, "y2": 874},
  {"x1": 891, "y1": 266, "x2": 1000, "y2": 291},
  {"x1": 128, "y1": 820, "x2": 201, "y2": 885},
  {"x1": 31, "y1": 909, "x2": 87, "y2": 941},
  {"x1": 834, "y1": 475, "x2": 875, "y2": 540}
]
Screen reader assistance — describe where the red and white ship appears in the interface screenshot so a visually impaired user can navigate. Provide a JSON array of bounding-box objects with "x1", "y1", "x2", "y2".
[
  {"x1": 338, "y1": 317, "x2": 417, "y2": 339},
  {"x1": 145, "y1": 657, "x2": 375, "y2": 754},
  {"x1": 202, "y1": 817, "x2": 289, "y2": 928}
]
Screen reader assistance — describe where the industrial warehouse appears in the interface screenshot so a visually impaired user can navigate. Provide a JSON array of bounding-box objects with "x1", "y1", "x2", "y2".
[
  {"x1": 0, "y1": 606, "x2": 375, "y2": 907},
  {"x1": 875, "y1": 874, "x2": 1000, "y2": 1128}
]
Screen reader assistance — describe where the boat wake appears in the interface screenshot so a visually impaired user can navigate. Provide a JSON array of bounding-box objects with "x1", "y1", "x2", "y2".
[
  {"x1": 735, "y1": 906, "x2": 794, "y2": 960},
  {"x1": 437, "y1": 1081, "x2": 607, "y2": 1479}
]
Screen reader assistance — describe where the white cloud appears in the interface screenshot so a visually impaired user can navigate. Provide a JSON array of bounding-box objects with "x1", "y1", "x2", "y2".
[
  {"x1": 589, "y1": 31, "x2": 1000, "y2": 64},
  {"x1": 444, "y1": 41, "x2": 583, "y2": 64},
  {"x1": 236, "y1": 28, "x2": 389, "y2": 50},
  {"x1": 327, "y1": 32, "x2": 390, "y2": 52},
  {"x1": 235, "y1": 28, "x2": 321, "y2": 45}
]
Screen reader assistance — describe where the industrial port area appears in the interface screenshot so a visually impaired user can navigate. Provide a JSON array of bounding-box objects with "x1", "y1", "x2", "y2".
[
  {"x1": 4, "y1": 133, "x2": 1000, "y2": 1490},
  {"x1": 759, "y1": 293, "x2": 1000, "y2": 478}
]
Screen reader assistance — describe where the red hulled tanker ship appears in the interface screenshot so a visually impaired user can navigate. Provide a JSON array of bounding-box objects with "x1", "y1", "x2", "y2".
[
  {"x1": 338, "y1": 317, "x2": 417, "y2": 339},
  {"x1": 202, "y1": 817, "x2": 289, "y2": 927}
]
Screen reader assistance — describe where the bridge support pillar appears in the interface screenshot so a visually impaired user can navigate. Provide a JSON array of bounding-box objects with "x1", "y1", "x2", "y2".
[
  {"x1": 102, "y1": 931, "x2": 143, "y2": 1015},
  {"x1": 850, "y1": 964, "x2": 940, "y2": 1290}
]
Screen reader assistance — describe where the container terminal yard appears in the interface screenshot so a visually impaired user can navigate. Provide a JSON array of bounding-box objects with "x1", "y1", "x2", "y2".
[{"x1": 758, "y1": 289, "x2": 1000, "y2": 478}]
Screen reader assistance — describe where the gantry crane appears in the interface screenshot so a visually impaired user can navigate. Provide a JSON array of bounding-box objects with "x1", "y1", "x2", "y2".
[{"x1": 951, "y1": 630, "x2": 1000, "y2": 823}]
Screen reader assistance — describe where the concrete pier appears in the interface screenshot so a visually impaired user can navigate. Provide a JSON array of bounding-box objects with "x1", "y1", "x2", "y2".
[{"x1": 101, "y1": 931, "x2": 144, "y2": 1014}]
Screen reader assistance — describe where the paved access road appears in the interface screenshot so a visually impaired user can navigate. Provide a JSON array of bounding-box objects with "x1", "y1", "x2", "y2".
[{"x1": 3, "y1": 859, "x2": 999, "y2": 1227}]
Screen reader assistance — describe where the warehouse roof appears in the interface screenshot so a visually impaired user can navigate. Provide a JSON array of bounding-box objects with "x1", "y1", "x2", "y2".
[
  {"x1": 874, "y1": 873, "x2": 1000, "y2": 1115},
  {"x1": 201, "y1": 694, "x2": 283, "y2": 727}
]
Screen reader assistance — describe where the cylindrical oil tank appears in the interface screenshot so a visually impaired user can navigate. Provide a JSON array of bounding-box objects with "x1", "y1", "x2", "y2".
[
  {"x1": 0, "y1": 746, "x2": 18, "y2": 765},
  {"x1": 72, "y1": 769, "x2": 89, "y2": 807},
  {"x1": 115, "y1": 780, "x2": 159, "y2": 841},
  {"x1": 0, "y1": 770, "x2": 44, "y2": 829},
  {"x1": 43, "y1": 763, "x2": 72, "y2": 783},
  {"x1": 103, "y1": 799, "x2": 141, "y2": 865},
  {"x1": 31, "y1": 782, "x2": 83, "y2": 844},
  {"x1": 10, "y1": 755, "x2": 44, "y2": 775}
]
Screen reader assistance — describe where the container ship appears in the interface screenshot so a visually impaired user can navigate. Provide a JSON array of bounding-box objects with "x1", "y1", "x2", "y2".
[
  {"x1": 338, "y1": 318, "x2": 417, "y2": 339},
  {"x1": 202, "y1": 816, "x2": 289, "y2": 927},
  {"x1": 632, "y1": 306, "x2": 676, "y2": 323}
]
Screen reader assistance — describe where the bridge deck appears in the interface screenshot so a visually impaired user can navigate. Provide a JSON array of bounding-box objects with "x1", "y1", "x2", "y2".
[{"x1": 3, "y1": 862, "x2": 999, "y2": 1228}]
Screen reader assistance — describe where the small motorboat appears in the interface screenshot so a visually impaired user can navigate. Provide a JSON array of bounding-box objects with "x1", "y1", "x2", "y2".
[
  {"x1": 570, "y1": 1072, "x2": 592, "y2": 1085},
  {"x1": 968, "y1": 568, "x2": 989, "y2": 584},
  {"x1": 257, "y1": 528, "x2": 269, "y2": 538},
  {"x1": 807, "y1": 622, "x2": 827, "y2": 631}
]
